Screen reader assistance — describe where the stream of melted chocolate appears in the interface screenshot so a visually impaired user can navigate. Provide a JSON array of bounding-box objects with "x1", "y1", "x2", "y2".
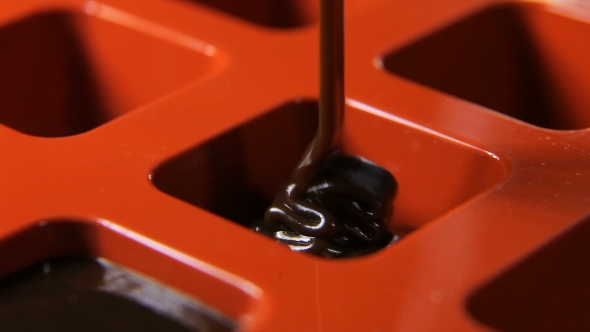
[{"x1": 252, "y1": 0, "x2": 399, "y2": 258}]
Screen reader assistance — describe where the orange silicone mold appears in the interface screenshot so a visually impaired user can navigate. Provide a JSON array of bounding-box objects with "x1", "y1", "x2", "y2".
[{"x1": 0, "y1": 0, "x2": 588, "y2": 331}]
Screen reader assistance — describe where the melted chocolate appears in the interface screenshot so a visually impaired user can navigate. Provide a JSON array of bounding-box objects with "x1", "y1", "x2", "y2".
[
  {"x1": 0, "y1": 257, "x2": 235, "y2": 332},
  {"x1": 254, "y1": 154, "x2": 398, "y2": 257},
  {"x1": 253, "y1": 0, "x2": 399, "y2": 257}
]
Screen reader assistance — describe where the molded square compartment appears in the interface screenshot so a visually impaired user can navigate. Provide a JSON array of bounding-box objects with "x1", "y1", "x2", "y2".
[
  {"x1": 0, "y1": 258, "x2": 233, "y2": 332},
  {"x1": 0, "y1": 10, "x2": 215, "y2": 137},
  {"x1": 0, "y1": 221, "x2": 250, "y2": 331},
  {"x1": 151, "y1": 100, "x2": 508, "y2": 238},
  {"x1": 182, "y1": 0, "x2": 318, "y2": 28},
  {"x1": 382, "y1": 2, "x2": 590, "y2": 130},
  {"x1": 467, "y1": 217, "x2": 590, "y2": 331}
]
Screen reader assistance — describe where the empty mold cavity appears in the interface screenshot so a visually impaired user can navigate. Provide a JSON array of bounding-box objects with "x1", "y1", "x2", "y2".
[
  {"x1": 383, "y1": 2, "x2": 590, "y2": 130},
  {"x1": 153, "y1": 100, "x2": 318, "y2": 226},
  {"x1": 0, "y1": 221, "x2": 250, "y2": 331},
  {"x1": 467, "y1": 217, "x2": 590, "y2": 332},
  {"x1": 152, "y1": 100, "x2": 508, "y2": 237},
  {"x1": 183, "y1": 0, "x2": 318, "y2": 28},
  {"x1": 0, "y1": 10, "x2": 215, "y2": 137}
]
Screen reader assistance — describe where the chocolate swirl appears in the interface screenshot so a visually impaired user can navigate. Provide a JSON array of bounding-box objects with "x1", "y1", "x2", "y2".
[{"x1": 252, "y1": 153, "x2": 398, "y2": 258}]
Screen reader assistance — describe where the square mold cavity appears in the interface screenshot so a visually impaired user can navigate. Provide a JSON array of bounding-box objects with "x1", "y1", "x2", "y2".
[
  {"x1": 182, "y1": 0, "x2": 318, "y2": 28},
  {"x1": 153, "y1": 100, "x2": 318, "y2": 226},
  {"x1": 151, "y1": 100, "x2": 508, "y2": 238},
  {"x1": 467, "y1": 217, "x2": 590, "y2": 331},
  {"x1": 382, "y1": 2, "x2": 590, "y2": 130},
  {"x1": 0, "y1": 221, "x2": 247, "y2": 331},
  {"x1": 0, "y1": 10, "x2": 215, "y2": 137}
]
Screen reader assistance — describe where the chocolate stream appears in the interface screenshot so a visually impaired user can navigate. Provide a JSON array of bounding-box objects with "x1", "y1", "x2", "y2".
[
  {"x1": 264, "y1": 0, "x2": 344, "y2": 230},
  {"x1": 258, "y1": 0, "x2": 398, "y2": 257}
]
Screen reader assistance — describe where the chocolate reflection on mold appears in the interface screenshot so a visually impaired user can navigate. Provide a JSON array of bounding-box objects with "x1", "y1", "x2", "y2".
[
  {"x1": 0, "y1": 257, "x2": 236, "y2": 331},
  {"x1": 250, "y1": 0, "x2": 400, "y2": 258}
]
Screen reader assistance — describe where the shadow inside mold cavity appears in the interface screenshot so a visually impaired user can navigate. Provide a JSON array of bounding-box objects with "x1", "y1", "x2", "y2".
[
  {"x1": 383, "y1": 2, "x2": 590, "y2": 130},
  {"x1": 0, "y1": 11, "x2": 104, "y2": 137},
  {"x1": 467, "y1": 217, "x2": 590, "y2": 332},
  {"x1": 0, "y1": 10, "x2": 215, "y2": 137},
  {"x1": 151, "y1": 100, "x2": 318, "y2": 226},
  {"x1": 182, "y1": 0, "x2": 319, "y2": 29},
  {"x1": 0, "y1": 222, "x2": 237, "y2": 331},
  {"x1": 0, "y1": 257, "x2": 235, "y2": 332}
]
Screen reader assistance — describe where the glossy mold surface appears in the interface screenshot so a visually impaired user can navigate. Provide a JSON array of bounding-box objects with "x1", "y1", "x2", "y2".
[
  {"x1": 468, "y1": 217, "x2": 590, "y2": 332},
  {"x1": 0, "y1": 0, "x2": 589, "y2": 331},
  {"x1": 0, "y1": 8, "x2": 217, "y2": 137},
  {"x1": 153, "y1": 99, "x2": 508, "y2": 237}
]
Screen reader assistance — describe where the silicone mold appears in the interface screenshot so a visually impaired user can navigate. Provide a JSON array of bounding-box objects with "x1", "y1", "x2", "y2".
[{"x1": 0, "y1": 0, "x2": 588, "y2": 331}]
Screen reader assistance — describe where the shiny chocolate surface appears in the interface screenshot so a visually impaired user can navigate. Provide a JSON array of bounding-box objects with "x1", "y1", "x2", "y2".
[{"x1": 0, "y1": 257, "x2": 235, "y2": 332}]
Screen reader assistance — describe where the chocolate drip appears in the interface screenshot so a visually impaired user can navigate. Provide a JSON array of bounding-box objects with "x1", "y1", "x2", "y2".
[{"x1": 253, "y1": 0, "x2": 399, "y2": 257}]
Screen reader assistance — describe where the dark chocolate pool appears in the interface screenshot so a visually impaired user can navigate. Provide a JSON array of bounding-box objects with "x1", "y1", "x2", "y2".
[{"x1": 0, "y1": 257, "x2": 235, "y2": 332}]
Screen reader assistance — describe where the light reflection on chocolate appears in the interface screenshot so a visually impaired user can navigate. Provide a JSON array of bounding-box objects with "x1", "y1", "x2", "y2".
[{"x1": 0, "y1": 257, "x2": 235, "y2": 331}]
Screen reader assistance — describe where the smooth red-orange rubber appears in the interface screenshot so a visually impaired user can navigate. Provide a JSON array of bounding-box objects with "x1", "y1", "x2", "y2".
[{"x1": 0, "y1": 0, "x2": 588, "y2": 331}]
